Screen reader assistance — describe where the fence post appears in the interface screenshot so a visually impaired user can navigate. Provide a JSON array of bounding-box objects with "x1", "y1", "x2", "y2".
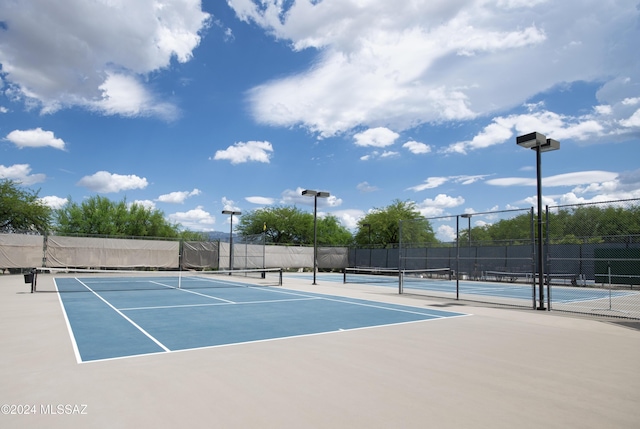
[
  {"x1": 546, "y1": 205, "x2": 552, "y2": 310},
  {"x1": 530, "y1": 207, "x2": 536, "y2": 309}
]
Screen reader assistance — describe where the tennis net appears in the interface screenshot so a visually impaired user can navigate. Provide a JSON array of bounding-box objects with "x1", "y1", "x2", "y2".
[
  {"x1": 399, "y1": 267, "x2": 453, "y2": 292},
  {"x1": 343, "y1": 267, "x2": 400, "y2": 285},
  {"x1": 36, "y1": 267, "x2": 283, "y2": 292}
]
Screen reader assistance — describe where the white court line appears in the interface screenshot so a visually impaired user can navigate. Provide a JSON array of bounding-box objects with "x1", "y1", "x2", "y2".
[
  {"x1": 53, "y1": 278, "x2": 84, "y2": 364},
  {"x1": 76, "y1": 315, "x2": 467, "y2": 364},
  {"x1": 314, "y1": 295, "x2": 465, "y2": 319},
  {"x1": 119, "y1": 297, "x2": 320, "y2": 311},
  {"x1": 73, "y1": 277, "x2": 171, "y2": 353},
  {"x1": 60, "y1": 282, "x2": 470, "y2": 364},
  {"x1": 148, "y1": 280, "x2": 236, "y2": 304},
  {"x1": 60, "y1": 278, "x2": 470, "y2": 364},
  {"x1": 234, "y1": 285, "x2": 469, "y2": 319}
]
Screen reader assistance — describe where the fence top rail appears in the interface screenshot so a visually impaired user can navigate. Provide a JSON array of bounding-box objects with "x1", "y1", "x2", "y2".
[
  {"x1": 548, "y1": 197, "x2": 640, "y2": 210},
  {"x1": 401, "y1": 207, "x2": 533, "y2": 223}
]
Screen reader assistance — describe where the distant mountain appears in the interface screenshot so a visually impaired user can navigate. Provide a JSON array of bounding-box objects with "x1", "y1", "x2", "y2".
[{"x1": 208, "y1": 231, "x2": 238, "y2": 241}]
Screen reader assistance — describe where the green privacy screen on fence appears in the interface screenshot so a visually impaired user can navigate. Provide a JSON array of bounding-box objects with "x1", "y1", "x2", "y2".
[{"x1": 594, "y1": 248, "x2": 640, "y2": 286}]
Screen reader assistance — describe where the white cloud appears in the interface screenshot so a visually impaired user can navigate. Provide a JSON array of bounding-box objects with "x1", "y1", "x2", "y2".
[
  {"x1": 444, "y1": 107, "x2": 610, "y2": 154},
  {"x1": 39, "y1": 195, "x2": 68, "y2": 209},
  {"x1": 415, "y1": 193, "x2": 465, "y2": 217},
  {"x1": 594, "y1": 105, "x2": 612, "y2": 115},
  {"x1": 356, "y1": 182, "x2": 378, "y2": 193},
  {"x1": 487, "y1": 171, "x2": 618, "y2": 187},
  {"x1": 619, "y1": 109, "x2": 640, "y2": 128},
  {"x1": 91, "y1": 72, "x2": 178, "y2": 120},
  {"x1": 168, "y1": 206, "x2": 215, "y2": 231},
  {"x1": 546, "y1": 172, "x2": 619, "y2": 187},
  {"x1": 132, "y1": 200, "x2": 156, "y2": 210},
  {"x1": 380, "y1": 150, "x2": 399, "y2": 158},
  {"x1": 616, "y1": 169, "x2": 640, "y2": 192},
  {"x1": 5, "y1": 128, "x2": 66, "y2": 150},
  {"x1": 407, "y1": 177, "x2": 449, "y2": 192},
  {"x1": 522, "y1": 194, "x2": 559, "y2": 208},
  {"x1": 281, "y1": 187, "x2": 342, "y2": 208},
  {"x1": 403, "y1": 141, "x2": 432, "y2": 154},
  {"x1": 331, "y1": 209, "x2": 366, "y2": 230},
  {"x1": 232, "y1": 0, "x2": 638, "y2": 137},
  {"x1": 323, "y1": 195, "x2": 343, "y2": 208},
  {"x1": 408, "y1": 175, "x2": 490, "y2": 192},
  {"x1": 157, "y1": 188, "x2": 201, "y2": 204},
  {"x1": 495, "y1": 168, "x2": 640, "y2": 206},
  {"x1": 213, "y1": 141, "x2": 273, "y2": 164},
  {"x1": 280, "y1": 188, "x2": 306, "y2": 205},
  {"x1": 456, "y1": 175, "x2": 489, "y2": 185},
  {"x1": 221, "y1": 197, "x2": 242, "y2": 214},
  {"x1": 353, "y1": 127, "x2": 399, "y2": 148},
  {"x1": 0, "y1": 164, "x2": 46, "y2": 185},
  {"x1": 0, "y1": 0, "x2": 209, "y2": 118},
  {"x1": 246, "y1": 196, "x2": 275, "y2": 205},
  {"x1": 77, "y1": 171, "x2": 148, "y2": 193},
  {"x1": 437, "y1": 224, "x2": 457, "y2": 242}
]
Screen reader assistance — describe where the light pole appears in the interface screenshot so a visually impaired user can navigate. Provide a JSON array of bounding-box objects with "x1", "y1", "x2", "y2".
[
  {"x1": 302, "y1": 189, "x2": 330, "y2": 285},
  {"x1": 460, "y1": 214, "x2": 472, "y2": 280},
  {"x1": 363, "y1": 223, "x2": 372, "y2": 266},
  {"x1": 516, "y1": 132, "x2": 560, "y2": 310},
  {"x1": 222, "y1": 210, "x2": 241, "y2": 271}
]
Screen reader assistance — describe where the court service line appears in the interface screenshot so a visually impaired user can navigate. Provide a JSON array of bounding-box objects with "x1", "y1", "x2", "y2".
[
  {"x1": 248, "y1": 285, "x2": 468, "y2": 319},
  {"x1": 148, "y1": 280, "x2": 236, "y2": 304},
  {"x1": 74, "y1": 277, "x2": 171, "y2": 353},
  {"x1": 317, "y1": 295, "x2": 467, "y2": 319},
  {"x1": 119, "y1": 297, "x2": 320, "y2": 311}
]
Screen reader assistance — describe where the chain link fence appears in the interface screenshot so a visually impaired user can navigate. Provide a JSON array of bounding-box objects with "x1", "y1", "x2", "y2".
[
  {"x1": 546, "y1": 199, "x2": 640, "y2": 318},
  {"x1": 397, "y1": 208, "x2": 538, "y2": 309},
  {"x1": 378, "y1": 200, "x2": 640, "y2": 319}
]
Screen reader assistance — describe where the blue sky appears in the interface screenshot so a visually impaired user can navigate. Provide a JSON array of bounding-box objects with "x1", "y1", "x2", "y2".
[{"x1": 1, "y1": 0, "x2": 639, "y2": 240}]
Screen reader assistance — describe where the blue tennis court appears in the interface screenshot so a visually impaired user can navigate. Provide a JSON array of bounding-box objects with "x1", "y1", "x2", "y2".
[
  {"x1": 298, "y1": 272, "x2": 637, "y2": 304},
  {"x1": 54, "y1": 274, "x2": 468, "y2": 363}
]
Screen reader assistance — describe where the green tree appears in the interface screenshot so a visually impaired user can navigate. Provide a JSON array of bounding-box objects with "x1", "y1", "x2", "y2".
[
  {"x1": 55, "y1": 196, "x2": 182, "y2": 238},
  {"x1": 459, "y1": 224, "x2": 492, "y2": 246},
  {"x1": 0, "y1": 179, "x2": 52, "y2": 234},
  {"x1": 316, "y1": 214, "x2": 353, "y2": 246},
  {"x1": 235, "y1": 206, "x2": 353, "y2": 246},
  {"x1": 481, "y1": 212, "x2": 535, "y2": 244},
  {"x1": 236, "y1": 206, "x2": 308, "y2": 244},
  {"x1": 477, "y1": 204, "x2": 640, "y2": 245},
  {"x1": 355, "y1": 199, "x2": 436, "y2": 247}
]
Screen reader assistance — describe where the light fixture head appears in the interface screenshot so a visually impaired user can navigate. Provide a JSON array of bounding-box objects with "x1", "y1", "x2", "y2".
[
  {"x1": 302, "y1": 189, "x2": 330, "y2": 198},
  {"x1": 516, "y1": 132, "x2": 547, "y2": 149},
  {"x1": 222, "y1": 210, "x2": 241, "y2": 215},
  {"x1": 538, "y1": 138, "x2": 560, "y2": 153}
]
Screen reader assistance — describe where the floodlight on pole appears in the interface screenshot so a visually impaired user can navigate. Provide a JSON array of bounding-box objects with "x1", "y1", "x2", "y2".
[
  {"x1": 222, "y1": 210, "x2": 241, "y2": 271},
  {"x1": 516, "y1": 132, "x2": 560, "y2": 310},
  {"x1": 302, "y1": 189, "x2": 330, "y2": 285}
]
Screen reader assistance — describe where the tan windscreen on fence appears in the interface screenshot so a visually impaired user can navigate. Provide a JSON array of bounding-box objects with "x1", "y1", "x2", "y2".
[
  {"x1": 182, "y1": 241, "x2": 219, "y2": 269},
  {"x1": 318, "y1": 247, "x2": 349, "y2": 269},
  {"x1": 263, "y1": 245, "x2": 312, "y2": 269},
  {"x1": 0, "y1": 234, "x2": 44, "y2": 269},
  {"x1": 45, "y1": 236, "x2": 179, "y2": 268}
]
